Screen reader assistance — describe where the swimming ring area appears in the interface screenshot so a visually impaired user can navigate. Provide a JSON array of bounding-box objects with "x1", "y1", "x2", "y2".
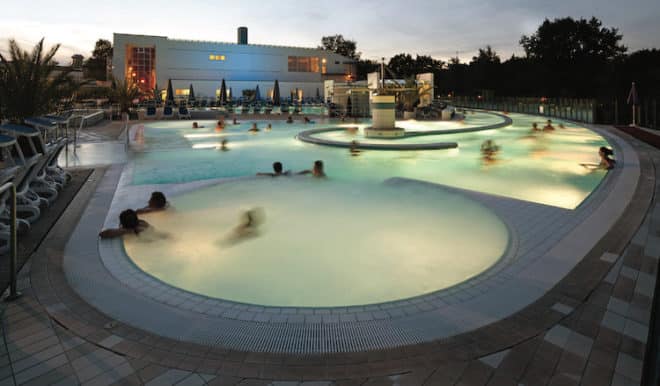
[{"x1": 62, "y1": 110, "x2": 641, "y2": 353}]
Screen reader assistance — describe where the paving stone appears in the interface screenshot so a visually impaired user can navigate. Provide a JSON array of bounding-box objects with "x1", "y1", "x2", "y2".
[
  {"x1": 174, "y1": 373, "x2": 206, "y2": 386},
  {"x1": 478, "y1": 349, "x2": 510, "y2": 369},
  {"x1": 14, "y1": 353, "x2": 68, "y2": 384},
  {"x1": 455, "y1": 360, "x2": 492, "y2": 386},
  {"x1": 98, "y1": 335, "x2": 124, "y2": 349},
  {"x1": 607, "y1": 297, "x2": 630, "y2": 316},
  {"x1": 544, "y1": 325, "x2": 572, "y2": 348},
  {"x1": 551, "y1": 303, "x2": 574, "y2": 315},
  {"x1": 581, "y1": 361, "x2": 613, "y2": 386},
  {"x1": 601, "y1": 311, "x2": 626, "y2": 333},
  {"x1": 564, "y1": 330, "x2": 593, "y2": 358},
  {"x1": 145, "y1": 369, "x2": 191, "y2": 386},
  {"x1": 614, "y1": 352, "x2": 642, "y2": 382},
  {"x1": 622, "y1": 318, "x2": 649, "y2": 343},
  {"x1": 600, "y1": 252, "x2": 618, "y2": 263}
]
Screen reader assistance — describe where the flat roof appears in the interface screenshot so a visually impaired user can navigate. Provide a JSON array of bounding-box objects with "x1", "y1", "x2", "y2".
[{"x1": 114, "y1": 32, "x2": 353, "y2": 57}]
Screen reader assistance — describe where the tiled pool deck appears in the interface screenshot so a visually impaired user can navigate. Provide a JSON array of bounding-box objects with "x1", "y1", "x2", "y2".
[{"x1": 0, "y1": 124, "x2": 657, "y2": 385}]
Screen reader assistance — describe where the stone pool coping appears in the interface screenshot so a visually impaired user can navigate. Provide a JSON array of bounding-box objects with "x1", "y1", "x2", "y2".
[
  {"x1": 295, "y1": 110, "x2": 512, "y2": 150},
  {"x1": 54, "y1": 123, "x2": 642, "y2": 354}
]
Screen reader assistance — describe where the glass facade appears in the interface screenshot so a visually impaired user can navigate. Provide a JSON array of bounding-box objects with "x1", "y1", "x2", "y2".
[
  {"x1": 288, "y1": 56, "x2": 320, "y2": 72},
  {"x1": 125, "y1": 45, "x2": 156, "y2": 92}
]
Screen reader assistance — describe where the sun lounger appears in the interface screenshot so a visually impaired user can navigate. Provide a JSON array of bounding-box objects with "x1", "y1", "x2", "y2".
[
  {"x1": 163, "y1": 106, "x2": 174, "y2": 119},
  {"x1": 178, "y1": 106, "x2": 191, "y2": 119}
]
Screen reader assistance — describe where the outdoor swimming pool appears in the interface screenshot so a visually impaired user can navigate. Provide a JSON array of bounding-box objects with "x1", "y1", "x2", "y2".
[
  {"x1": 119, "y1": 111, "x2": 612, "y2": 307},
  {"x1": 130, "y1": 112, "x2": 610, "y2": 209},
  {"x1": 124, "y1": 178, "x2": 509, "y2": 307}
]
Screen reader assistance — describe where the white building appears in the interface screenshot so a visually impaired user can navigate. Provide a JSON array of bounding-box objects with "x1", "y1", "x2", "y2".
[{"x1": 112, "y1": 28, "x2": 355, "y2": 102}]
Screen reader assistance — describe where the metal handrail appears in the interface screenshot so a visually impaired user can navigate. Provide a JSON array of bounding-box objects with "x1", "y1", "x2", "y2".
[{"x1": 0, "y1": 182, "x2": 20, "y2": 301}]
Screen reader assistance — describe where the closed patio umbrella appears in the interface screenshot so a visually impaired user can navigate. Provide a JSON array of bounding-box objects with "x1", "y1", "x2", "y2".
[
  {"x1": 153, "y1": 83, "x2": 161, "y2": 105},
  {"x1": 165, "y1": 79, "x2": 174, "y2": 106},
  {"x1": 273, "y1": 80, "x2": 281, "y2": 106},
  {"x1": 255, "y1": 85, "x2": 261, "y2": 102},
  {"x1": 316, "y1": 87, "x2": 320, "y2": 100},
  {"x1": 219, "y1": 79, "x2": 227, "y2": 105},
  {"x1": 188, "y1": 84, "x2": 196, "y2": 105},
  {"x1": 346, "y1": 95, "x2": 352, "y2": 117},
  {"x1": 228, "y1": 87, "x2": 233, "y2": 101}
]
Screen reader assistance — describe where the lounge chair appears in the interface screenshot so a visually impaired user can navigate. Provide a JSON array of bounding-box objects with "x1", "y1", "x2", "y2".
[
  {"x1": 0, "y1": 125, "x2": 58, "y2": 207},
  {"x1": 162, "y1": 106, "x2": 174, "y2": 119},
  {"x1": 145, "y1": 106, "x2": 157, "y2": 119},
  {"x1": 178, "y1": 106, "x2": 191, "y2": 119}
]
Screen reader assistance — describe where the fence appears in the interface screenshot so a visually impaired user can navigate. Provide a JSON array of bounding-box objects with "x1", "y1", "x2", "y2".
[
  {"x1": 452, "y1": 96, "x2": 596, "y2": 124},
  {"x1": 597, "y1": 98, "x2": 659, "y2": 130}
]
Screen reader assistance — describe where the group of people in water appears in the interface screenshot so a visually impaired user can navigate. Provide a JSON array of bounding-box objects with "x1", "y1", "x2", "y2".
[
  {"x1": 99, "y1": 192, "x2": 168, "y2": 239},
  {"x1": 99, "y1": 159, "x2": 327, "y2": 240},
  {"x1": 256, "y1": 160, "x2": 326, "y2": 178},
  {"x1": 531, "y1": 119, "x2": 565, "y2": 132}
]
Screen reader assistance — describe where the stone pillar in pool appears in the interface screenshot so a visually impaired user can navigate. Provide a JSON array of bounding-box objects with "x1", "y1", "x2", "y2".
[{"x1": 365, "y1": 95, "x2": 405, "y2": 138}]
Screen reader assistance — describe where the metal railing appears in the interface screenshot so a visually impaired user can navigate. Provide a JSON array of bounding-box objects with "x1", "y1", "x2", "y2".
[
  {"x1": 450, "y1": 96, "x2": 596, "y2": 124},
  {"x1": 0, "y1": 182, "x2": 20, "y2": 301}
]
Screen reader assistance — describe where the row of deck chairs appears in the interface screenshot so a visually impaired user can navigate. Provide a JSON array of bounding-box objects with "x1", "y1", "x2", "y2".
[
  {"x1": 0, "y1": 123, "x2": 71, "y2": 254},
  {"x1": 144, "y1": 106, "x2": 191, "y2": 120}
]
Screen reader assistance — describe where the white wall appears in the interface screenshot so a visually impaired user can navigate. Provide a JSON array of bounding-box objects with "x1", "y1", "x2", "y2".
[{"x1": 113, "y1": 33, "x2": 352, "y2": 98}]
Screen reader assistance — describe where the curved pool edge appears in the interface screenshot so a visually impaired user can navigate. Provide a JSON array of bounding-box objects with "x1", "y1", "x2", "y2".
[
  {"x1": 295, "y1": 110, "x2": 512, "y2": 150},
  {"x1": 105, "y1": 177, "x2": 517, "y2": 311},
  {"x1": 54, "y1": 123, "x2": 639, "y2": 353}
]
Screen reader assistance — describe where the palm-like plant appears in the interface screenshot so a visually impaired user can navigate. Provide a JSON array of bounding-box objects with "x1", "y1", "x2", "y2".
[
  {"x1": 0, "y1": 38, "x2": 76, "y2": 123},
  {"x1": 110, "y1": 77, "x2": 141, "y2": 117}
]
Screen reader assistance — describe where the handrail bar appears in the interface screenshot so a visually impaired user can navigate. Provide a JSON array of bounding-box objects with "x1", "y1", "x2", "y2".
[{"x1": 0, "y1": 182, "x2": 20, "y2": 301}]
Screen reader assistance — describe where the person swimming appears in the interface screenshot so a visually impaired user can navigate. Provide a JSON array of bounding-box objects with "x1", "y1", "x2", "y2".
[
  {"x1": 350, "y1": 140, "x2": 361, "y2": 156},
  {"x1": 543, "y1": 119, "x2": 555, "y2": 131},
  {"x1": 219, "y1": 139, "x2": 229, "y2": 151},
  {"x1": 265, "y1": 123, "x2": 272, "y2": 131},
  {"x1": 215, "y1": 120, "x2": 225, "y2": 131},
  {"x1": 136, "y1": 192, "x2": 168, "y2": 215},
  {"x1": 480, "y1": 139, "x2": 500, "y2": 164},
  {"x1": 99, "y1": 209, "x2": 149, "y2": 239},
  {"x1": 248, "y1": 123, "x2": 259, "y2": 133},
  {"x1": 223, "y1": 207, "x2": 265, "y2": 244},
  {"x1": 233, "y1": 117, "x2": 239, "y2": 125},
  {"x1": 298, "y1": 160, "x2": 326, "y2": 178},
  {"x1": 303, "y1": 116, "x2": 311, "y2": 123},
  {"x1": 286, "y1": 115, "x2": 293, "y2": 124},
  {"x1": 192, "y1": 121, "x2": 203, "y2": 129},
  {"x1": 531, "y1": 122, "x2": 540, "y2": 131},
  {"x1": 346, "y1": 126, "x2": 358, "y2": 134},
  {"x1": 581, "y1": 146, "x2": 616, "y2": 170},
  {"x1": 257, "y1": 161, "x2": 290, "y2": 177}
]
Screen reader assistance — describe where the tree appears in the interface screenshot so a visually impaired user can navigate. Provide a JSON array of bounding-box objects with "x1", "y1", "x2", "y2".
[
  {"x1": 471, "y1": 46, "x2": 500, "y2": 65},
  {"x1": 318, "y1": 35, "x2": 360, "y2": 59},
  {"x1": 85, "y1": 39, "x2": 113, "y2": 81},
  {"x1": 0, "y1": 38, "x2": 76, "y2": 123},
  {"x1": 520, "y1": 17, "x2": 626, "y2": 63},
  {"x1": 110, "y1": 77, "x2": 141, "y2": 116}
]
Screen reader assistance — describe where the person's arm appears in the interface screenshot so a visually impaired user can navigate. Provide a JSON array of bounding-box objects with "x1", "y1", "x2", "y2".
[
  {"x1": 136, "y1": 206, "x2": 166, "y2": 215},
  {"x1": 99, "y1": 228, "x2": 131, "y2": 239},
  {"x1": 256, "y1": 172, "x2": 275, "y2": 176},
  {"x1": 297, "y1": 170, "x2": 311, "y2": 175}
]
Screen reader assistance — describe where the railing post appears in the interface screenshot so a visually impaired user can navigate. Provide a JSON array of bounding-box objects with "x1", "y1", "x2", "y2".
[{"x1": 5, "y1": 184, "x2": 21, "y2": 301}]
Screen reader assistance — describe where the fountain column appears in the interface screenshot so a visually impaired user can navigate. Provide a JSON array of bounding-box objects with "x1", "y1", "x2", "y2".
[{"x1": 364, "y1": 95, "x2": 405, "y2": 138}]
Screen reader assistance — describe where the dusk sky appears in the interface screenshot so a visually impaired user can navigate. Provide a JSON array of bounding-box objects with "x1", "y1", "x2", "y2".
[{"x1": 2, "y1": 0, "x2": 659, "y2": 64}]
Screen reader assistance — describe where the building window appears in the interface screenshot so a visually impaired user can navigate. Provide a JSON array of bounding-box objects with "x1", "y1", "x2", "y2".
[
  {"x1": 288, "y1": 56, "x2": 321, "y2": 72},
  {"x1": 175, "y1": 89, "x2": 190, "y2": 96},
  {"x1": 125, "y1": 45, "x2": 156, "y2": 92},
  {"x1": 209, "y1": 54, "x2": 226, "y2": 61}
]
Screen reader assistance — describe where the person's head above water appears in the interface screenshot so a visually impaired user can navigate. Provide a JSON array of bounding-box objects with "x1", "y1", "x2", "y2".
[
  {"x1": 119, "y1": 209, "x2": 139, "y2": 229},
  {"x1": 148, "y1": 191, "x2": 167, "y2": 209},
  {"x1": 600, "y1": 146, "x2": 614, "y2": 157},
  {"x1": 273, "y1": 162, "x2": 283, "y2": 174},
  {"x1": 314, "y1": 160, "x2": 324, "y2": 173}
]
